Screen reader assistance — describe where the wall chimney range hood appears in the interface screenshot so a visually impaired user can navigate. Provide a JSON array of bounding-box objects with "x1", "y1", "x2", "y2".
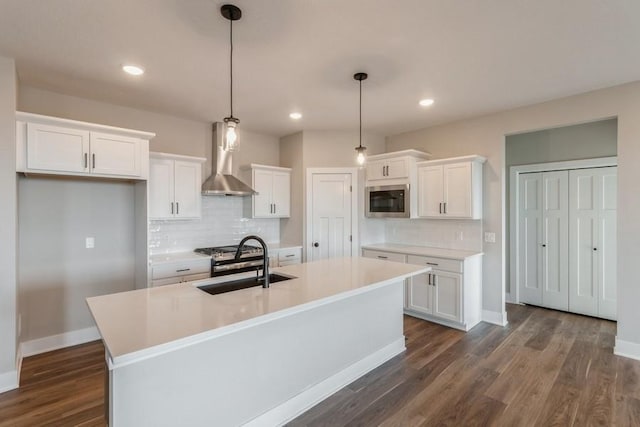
[{"x1": 201, "y1": 122, "x2": 256, "y2": 196}]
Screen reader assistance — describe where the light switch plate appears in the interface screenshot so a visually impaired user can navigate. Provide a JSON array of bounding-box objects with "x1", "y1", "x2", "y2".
[
  {"x1": 484, "y1": 232, "x2": 496, "y2": 243},
  {"x1": 85, "y1": 237, "x2": 95, "y2": 249}
]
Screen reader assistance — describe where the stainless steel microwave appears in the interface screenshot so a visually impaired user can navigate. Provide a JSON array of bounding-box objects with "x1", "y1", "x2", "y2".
[{"x1": 365, "y1": 184, "x2": 410, "y2": 218}]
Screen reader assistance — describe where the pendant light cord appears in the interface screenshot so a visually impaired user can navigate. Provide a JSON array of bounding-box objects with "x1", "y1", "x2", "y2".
[
  {"x1": 359, "y1": 79, "x2": 362, "y2": 149},
  {"x1": 229, "y1": 17, "x2": 234, "y2": 118}
]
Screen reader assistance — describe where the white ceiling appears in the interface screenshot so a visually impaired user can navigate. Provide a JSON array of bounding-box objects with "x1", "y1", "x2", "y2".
[{"x1": 1, "y1": 0, "x2": 639, "y2": 137}]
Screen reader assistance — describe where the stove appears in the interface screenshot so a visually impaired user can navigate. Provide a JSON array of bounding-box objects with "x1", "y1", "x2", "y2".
[{"x1": 195, "y1": 244, "x2": 265, "y2": 277}]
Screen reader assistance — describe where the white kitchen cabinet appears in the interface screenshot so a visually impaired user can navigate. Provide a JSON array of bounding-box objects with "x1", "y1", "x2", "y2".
[
  {"x1": 569, "y1": 167, "x2": 617, "y2": 320},
  {"x1": 362, "y1": 249, "x2": 409, "y2": 309},
  {"x1": 366, "y1": 158, "x2": 410, "y2": 181},
  {"x1": 365, "y1": 150, "x2": 430, "y2": 185},
  {"x1": 149, "y1": 153, "x2": 206, "y2": 220},
  {"x1": 269, "y1": 246, "x2": 303, "y2": 268},
  {"x1": 417, "y1": 155, "x2": 485, "y2": 219},
  {"x1": 17, "y1": 113, "x2": 153, "y2": 179},
  {"x1": 244, "y1": 164, "x2": 291, "y2": 218}
]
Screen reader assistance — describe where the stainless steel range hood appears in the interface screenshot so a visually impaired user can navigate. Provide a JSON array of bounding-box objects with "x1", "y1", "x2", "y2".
[{"x1": 202, "y1": 122, "x2": 256, "y2": 196}]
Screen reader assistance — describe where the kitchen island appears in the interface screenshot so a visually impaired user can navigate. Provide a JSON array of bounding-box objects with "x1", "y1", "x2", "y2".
[{"x1": 87, "y1": 257, "x2": 428, "y2": 426}]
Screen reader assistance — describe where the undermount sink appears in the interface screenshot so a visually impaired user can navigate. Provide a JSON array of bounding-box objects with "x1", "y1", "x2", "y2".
[{"x1": 198, "y1": 273, "x2": 296, "y2": 296}]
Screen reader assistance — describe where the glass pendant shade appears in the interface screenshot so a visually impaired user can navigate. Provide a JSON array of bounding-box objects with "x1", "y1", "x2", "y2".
[
  {"x1": 356, "y1": 146, "x2": 367, "y2": 166},
  {"x1": 223, "y1": 118, "x2": 239, "y2": 152}
]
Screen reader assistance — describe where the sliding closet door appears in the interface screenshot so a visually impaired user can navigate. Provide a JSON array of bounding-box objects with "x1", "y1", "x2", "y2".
[
  {"x1": 569, "y1": 166, "x2": 617, "y2": 320},
  {"x1": 518, "y1": 173, "x2": 543, "y2": 305},
  {"x1": 541, "y1": 171, "x2": 569, "y2": 311}
]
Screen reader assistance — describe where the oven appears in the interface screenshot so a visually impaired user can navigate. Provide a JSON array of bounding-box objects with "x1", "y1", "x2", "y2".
[
  {"x1": 194, "y1": 245, "x2": 265, "y2": 277},
  {"x1": 365, "y1": 184, "x2": 410, "y2": 218}
]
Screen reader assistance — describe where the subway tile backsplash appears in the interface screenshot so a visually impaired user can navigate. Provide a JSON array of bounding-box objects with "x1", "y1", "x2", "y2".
[
  {"x1": 384, "y1": 218, "x2": 482, "y2": 252},
  {"x1": 149, "y1": 197, "x2": 279, "y2": 254}
]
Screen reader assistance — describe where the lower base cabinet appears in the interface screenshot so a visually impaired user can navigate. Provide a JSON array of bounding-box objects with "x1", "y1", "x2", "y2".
[{"x1": 363, "y1": 248, "x2": 482, "y2": 331}]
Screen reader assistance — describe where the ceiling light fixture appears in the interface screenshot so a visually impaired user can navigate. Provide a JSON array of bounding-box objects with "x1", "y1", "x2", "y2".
[
  {"x1": 289, "y1": 112, "x2": 302, "y2": 120},
  {"x1": 220, "y1": 4, "x2": 242, "y2": 152},
  {"x1": 122, "y1": 65, "x2": 144, "y2": 76},
  {"x1": 419, "y1": 98, "x2": 435, "y2": 107},
  {"x1": 354, "y1": 72, "x2": 368, "y2": 166}
]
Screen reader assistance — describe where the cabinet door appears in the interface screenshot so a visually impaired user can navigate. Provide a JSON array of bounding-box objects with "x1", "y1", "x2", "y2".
[
  {"x1": 385, "y1": 158, "x2": 409, "y2": 179},
  {"x1": 432, "y1": 270, "x2": 462, "y2": 323},
  {"x1": 443, "y1": 162, "x2": 472, "y2": 218},
  {"x1": 149, "y1": 159, "x2": 175, "y2": 220},
  {"x1": 90, "y1": 132, "x2": 143, "y2": 177},
  {"x1": 407, "y1": 272, "x2": 433, "y2": 314},
  {"x1": 366, "y1": 160, "x2": 387, "y2": 181},
  {"x1": 26, "y1": 123, "x2": 89, "y2": 173},
  {"x1": 271, "y1": 171, "x2": 290, "y2": 217},
  {"x1": 541, "y1": 171, "x2": 569, "y2": 311},
  {"x1": 252, "y1": 169, "x2": 274, "y2": 218},
  {"x1": 174, "y1": 160, "x2": 202, "y2": 219},
  {"x1": 417, "y1": 165, "x2": 444, "y2": 217}
]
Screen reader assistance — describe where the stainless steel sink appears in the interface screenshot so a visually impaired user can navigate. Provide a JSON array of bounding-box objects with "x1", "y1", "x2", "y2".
[{"x1": 198, "y1": 273, "x2": 295, "y2": 296}]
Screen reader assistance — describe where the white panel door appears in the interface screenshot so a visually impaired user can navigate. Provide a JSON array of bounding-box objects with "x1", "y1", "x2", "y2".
[
  {"x1": 569, "y1": 170, "x2": 598, "y2": 316},
  {"x1": 598, "y1": 167, "x2": 617, "y2": 320},
  {"x1": 418, "y1": 165, "x2": 444, "y2": 217},
  {"x1": 174, "y1": 160, "x2": 201, "y2": 219},
  {"x1": 90, "y1": 132, "x2": 142, "y2": 177},
  {"x1": 432, "y1": 271, "x2": 462, "y2": 323},
  {"x1": 541, "y1": 171, "x2": 569, "y2": 311},
  {"x1": 518, "y1": 173, "x2": 543, "y2": 305},
  {"x1": 309, "y1": 173, "x2": 352, "y2": 261},
  {"x1": 271, "y1": 171, "x2": 290, "y2": 217},
  {"x1": 149, "y1": 159, "x2": 175, "y2": 220},
  {"x1": 443, "y1": 162, "x2": 472, "y2": 218},
  {"x1": 26, "y1": 123, "x2": 89, "y2": 173},
  {"x1": 252, "y1": 169, "x2": 274, "y2": 218}
]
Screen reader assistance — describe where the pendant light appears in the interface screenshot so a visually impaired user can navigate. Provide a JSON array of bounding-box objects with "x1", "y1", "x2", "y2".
[
  {"x1": 221, "y1": 4, "x2": 242, "y2": 152},
  {"x1": 354, "y1": 72, "x2": 368, "y2": 166}
]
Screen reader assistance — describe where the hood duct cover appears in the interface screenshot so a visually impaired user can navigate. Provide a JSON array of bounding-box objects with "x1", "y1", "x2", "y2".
[{"x1": 201, "y1": 123, "x2": 256, "y2": 196}]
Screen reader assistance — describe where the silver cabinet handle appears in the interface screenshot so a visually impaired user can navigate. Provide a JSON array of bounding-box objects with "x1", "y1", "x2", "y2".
[
  {"x1": 443, "y1": 202, "x2": 447, "y2": 214},
  {"x1": 171, "y1": 202, "x2": 174, "y2": 214},
  {"x1": 84, "y1": 153, "x2": 88, "y2": 168},
  {"x1": 273, "y1": 204, "x2": 276, "y2": 214},
  {"x1": 176, "y1": 268, "x2": 190, "y2": 273},
  {"x1": 92, "y1": 153, "x2": 96, "y2": 169},
  {"x1": 285, "y1": 254, "x2": 295, "y2": 258},
  {"x1": 439, "y1": 203, "x2": 442, "y2": 214},
  {"x1": 426, "y1": 262, "x2": 439, "y2": 266},
  {"x1": 377, "y1": 255, "x2": 388, "y2": 259},
  {"x1": 427, "y1": 273, "x2": 432, "y2": 286},
  {"x1": 176, "y1": 202, "x2": 179, "y2": 215}
]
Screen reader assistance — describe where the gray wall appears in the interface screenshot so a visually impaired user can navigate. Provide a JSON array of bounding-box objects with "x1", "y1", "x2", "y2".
[
  {"x1": 0, "y1": 57, "x2": 17, "y2": 386},
  {"x1": 18, "y1": 178, "x2": 136, "y2": 341},
  {"x1": 504, "y1": 119, "x2": 618, "y2": 293},
  {"x1": 386, "y1": 80, "x2": 640, "y2": 353}
]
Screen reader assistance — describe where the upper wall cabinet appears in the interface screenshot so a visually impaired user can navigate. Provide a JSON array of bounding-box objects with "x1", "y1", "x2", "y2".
[
  {"x1": 365, "y1": 150, "x2": 431, "y2": 185},
  {"x1": 417, "y1": 155, "x2": 486, "y2": 219},
  {"x1": 149, "y1": 152, "x2": 206, "y2": 220},
  {"x1": 16, "y1": 112, "x2": 154, "y2": 180},
  {"x1": 243, "y1": 164, "x2": 291, "y2": 218}
]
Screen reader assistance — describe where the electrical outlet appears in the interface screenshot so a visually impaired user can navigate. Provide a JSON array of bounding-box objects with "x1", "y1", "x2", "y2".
[
  {"x1": 455, "y1": 231, "x2": 464, "y2": 241},
  {"x1": 85, "y1": 237, "x2": 95, "y2": 249},
  {"x1": 484, "y1": 232, "x2": 496, "y2": 243}
]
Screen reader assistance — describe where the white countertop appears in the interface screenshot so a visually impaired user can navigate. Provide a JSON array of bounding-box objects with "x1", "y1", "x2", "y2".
[
  {"x1": 361, "y1": 243, "x2": 483, "y2": 260},
  {"x1": 87, "y1": 257, "x2": 427, "y2": 366},
  {"x1": 150, "y1": 251, "x2": 211, "y2": 265}
]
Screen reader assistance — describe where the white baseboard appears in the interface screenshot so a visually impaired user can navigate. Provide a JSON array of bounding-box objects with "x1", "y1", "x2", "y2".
[
  {"x1": 21, "y1": 326, "x2": 100, "y2": 358},
  {"x1": 614, "y1": 337, "x2": 640, "y2": 361},
  {"x1": 482, "y1": 309, "x2": 509, "y2": 327},
  {"x1": 0, "y1": 370, "x2": 19, "y2": 394},
  {"x1": 244, "y1": 337, "x2": 406, "y2": 426}
]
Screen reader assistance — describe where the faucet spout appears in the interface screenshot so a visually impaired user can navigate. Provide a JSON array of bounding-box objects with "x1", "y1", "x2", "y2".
[{"x1": 235, "y1": 235, "x2": 270, "y2": 288}]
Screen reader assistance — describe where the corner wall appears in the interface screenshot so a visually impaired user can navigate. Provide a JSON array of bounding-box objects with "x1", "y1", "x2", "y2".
[
  {"x1": 386, "y1": 80, "x2": 640, "y2": 353},
  {"x1": 0, "y1": 56, "x2": 18, "y2": 391}
]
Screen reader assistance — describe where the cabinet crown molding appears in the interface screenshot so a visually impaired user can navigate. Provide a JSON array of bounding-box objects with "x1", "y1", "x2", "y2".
[
  {"x1": 150, "y1": 152, "x2": 206, "y2": 163},
  {"x1": 367, "y1": 149, "x2": 431, "y2": 161},
  {"x1": 242, "y1": 163, "x2": 292, "y2": 173},
  {"x1": 417, "y1": 155, "x2": 486, "y2": 167}
]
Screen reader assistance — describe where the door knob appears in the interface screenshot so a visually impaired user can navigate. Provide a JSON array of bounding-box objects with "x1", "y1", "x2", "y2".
[
  {"x1": 593, "y1": 247, "x2": 597, "y2": 251},
  {"x1": 542, "y1": 244, "x2": 546, "y2": 247},
  {"x1": 313, "y1": 242, "x2": 319, "y2": 247}
]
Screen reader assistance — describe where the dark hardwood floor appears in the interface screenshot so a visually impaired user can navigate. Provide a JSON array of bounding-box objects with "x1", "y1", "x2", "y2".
[{"x1": 1, "y1": 304, "x2": 639, "y2": 426}]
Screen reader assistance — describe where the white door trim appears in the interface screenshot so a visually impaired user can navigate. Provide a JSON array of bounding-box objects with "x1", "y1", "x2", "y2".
[
  {"x1": 509, "y1": 156, "x2": 617, "y2": 304},
  {"x1": 305, "y1": 168, "x2": 359, "y2": 262}
]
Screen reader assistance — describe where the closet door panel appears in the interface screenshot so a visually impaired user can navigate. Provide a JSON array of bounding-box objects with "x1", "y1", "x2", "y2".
[
  {"x1": 598, "y1": 167, "x2": 617, "y2": 320},
  {"x1": 518, "y1": 173, "x2": 542, "y2": 305}
]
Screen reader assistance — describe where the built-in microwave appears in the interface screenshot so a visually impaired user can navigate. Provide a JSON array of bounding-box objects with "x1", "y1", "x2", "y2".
[{"x1": 365, "y1": 184, "x2": 410, "y2": 218}]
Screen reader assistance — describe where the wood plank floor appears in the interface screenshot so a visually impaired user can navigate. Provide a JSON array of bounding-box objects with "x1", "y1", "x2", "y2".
[{"x1": 1, "y1": 304, "x2": 639, "y2": 426}]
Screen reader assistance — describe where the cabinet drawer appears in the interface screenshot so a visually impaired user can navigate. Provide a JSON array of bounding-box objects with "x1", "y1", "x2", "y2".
[
  {"x1": 406, "y1": 255, "x2": 462, "y2": 273},
  {"x1": 152, "y1": 258, "x2": 211, "y2": 280},
  {"x1": 277, "y1": 247, "x2": 301, "y2": 262},
  {"x1": 278, "y1": 259, "x2": 301, "y2": 267},
  {"x1": 362, "y1": 249, "x2": 406, "y2": 263},
  {"x1": 151, "y1": 272, "x2": 210, "y2": 287}
]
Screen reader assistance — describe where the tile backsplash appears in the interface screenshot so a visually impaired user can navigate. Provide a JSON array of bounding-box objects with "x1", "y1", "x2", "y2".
[
  {"x1": 149, "y1": 197, "x2": 279, "y2": 254},
  {"x1": 384, "y1": 218, "x2": 482, "y2": 252}
]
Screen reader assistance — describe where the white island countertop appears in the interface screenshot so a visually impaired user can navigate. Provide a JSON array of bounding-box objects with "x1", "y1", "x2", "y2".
[
  {"x1": 362, "y1": 243, "x2": 483, "y2": 260},
  {"x1": 87, "y1": 256, "x2": 428, "y2": 366}
]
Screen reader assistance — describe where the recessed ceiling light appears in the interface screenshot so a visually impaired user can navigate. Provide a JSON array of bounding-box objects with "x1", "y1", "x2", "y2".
[
  {"x1": 122, "y1": 65, "x2": 145, "y2": 76},
  {"x1": 419, "y1": 98, "x2": 435, "y2": 107},
  {"x1": 289, "y1": 112, "x2": 302, "y2": 120}
]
